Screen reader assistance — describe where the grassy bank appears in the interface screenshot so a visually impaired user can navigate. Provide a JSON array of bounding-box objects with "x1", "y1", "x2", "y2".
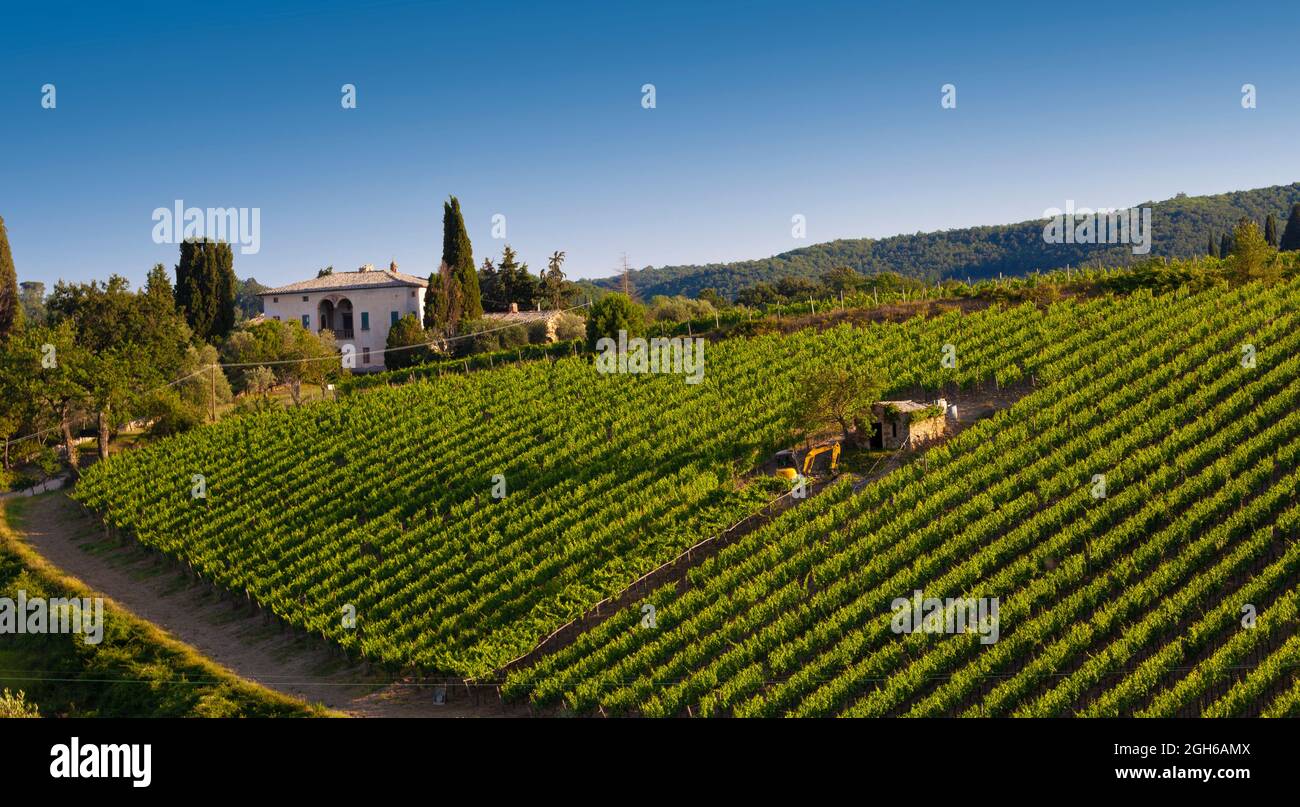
[{"x1": 0, "y1": 496, "x2": 329, "y2": 717}]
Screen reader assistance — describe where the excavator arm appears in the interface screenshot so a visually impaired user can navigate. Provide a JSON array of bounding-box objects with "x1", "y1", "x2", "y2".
[{"x1": 801, "y1": 443, "x2": 840, "y2": 475}]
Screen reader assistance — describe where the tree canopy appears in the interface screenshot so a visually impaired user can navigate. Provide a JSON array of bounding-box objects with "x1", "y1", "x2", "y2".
[{"x1": 602, "y1": 182, "x2": 1300, "y2": 299}]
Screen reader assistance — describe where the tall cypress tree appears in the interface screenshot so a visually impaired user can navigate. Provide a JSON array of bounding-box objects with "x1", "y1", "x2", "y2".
[
  {"x1": 423, "y1": 270, "x2": 447, "y2": 331},
  {"x1": 175, "y1": 240, "x2": 206, "y2": 336},
  {"x1": 1265, "y1": 213, "x2": 1280, "y2": 248},
  {"x1": 174, "y1": 239, "x2": 236, "y2": 342},
  {"x1": 0, "y1": 215, "x2": 22, "y2": 340},
  {"x1": 443, "y1": 196, "x2": 481, "y2": 323},
  {"x1": 1280, "y1": 203, "x2": 1300, "y2": 252},
  {"x1": 211, "y1": 241, "x2": 237, "y2": 339},
  {"x1": 1220, "y1": 233, "x2": 1234, "y2": 260},
  {"x1": 1207, "y1": 232, "x2": 1219, "y2": 258}
]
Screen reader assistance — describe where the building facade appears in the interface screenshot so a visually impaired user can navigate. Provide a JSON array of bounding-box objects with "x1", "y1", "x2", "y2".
[
  {"x1": 870, "y1": 399, "x2": 949, "y2": 450},
  {"x1": 258, "y1": 264, "x2": 426, "y2": 372}
]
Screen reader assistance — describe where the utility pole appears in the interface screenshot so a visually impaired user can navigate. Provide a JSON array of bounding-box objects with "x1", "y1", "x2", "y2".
[{"x1": 619, "y1": 253, "x2": 633, "y2": 298}]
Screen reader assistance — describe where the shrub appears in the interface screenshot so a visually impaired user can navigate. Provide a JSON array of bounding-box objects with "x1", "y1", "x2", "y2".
[
  {"x1": 648, "y1": 295, "x2": 715, "y2": 323},
  {"x1": 526, "y1": 319, "x2": 551, "y2": 344},
  {"x1": 146, "y1": 387, "x2": 204, "y2": 436},
  {"x1": 554, "y1": 312, "x2": 585, "y2": 342},
  {"x1": 586, "y1": 293, "x2": 646, "y2": 351},
  {"x1": 0, "y1": 689, "x2": 39, "y2": 718},
  {"x1": 499, "y1": 324, "x2": 529, "y2": 350},
  {"x1": 385, "y1": 314, "x2": 432, "y2": 371}
]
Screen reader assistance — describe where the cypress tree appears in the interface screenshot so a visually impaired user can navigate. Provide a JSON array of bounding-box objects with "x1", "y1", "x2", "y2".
[
  {"x1": 175, "y1": 240, "x2": 206, "y2": 336},
  {"x1": 174, "y1": 239, "x2": 237, "y2": 342},
  {"x1": 423, "y1": 267, "x2": 462, "y2": 335},
  {"x1": 443, "y1": 196, "x2": 481, "y2": 323},
  {"x1": 0, "y1": 214, "x2": 22, "y2": 340},
  {"x1": 423, "y1": 271, "x2": 446, "y2": 331},
  {"x1": 1220, "y1": 233, "x2": 1234, "y2": 260},
  {"x1": 1265, "y1": 214, "x2": 1280, "y2": 248},
  {"x1": 211, "y1": 241, "x2": 237, "y2": 339},
  {"x1": 1279, "y1": 203, "x2": 1300, "y2": 252},
  {"x1": 1207, "y1": 232, "x2": 1219, "y2": 258}
]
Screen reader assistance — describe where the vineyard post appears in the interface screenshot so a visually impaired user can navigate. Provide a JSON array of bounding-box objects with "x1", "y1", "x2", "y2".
[{"x1": 209, "y1": 364, "x2": 217, "y2": 423}]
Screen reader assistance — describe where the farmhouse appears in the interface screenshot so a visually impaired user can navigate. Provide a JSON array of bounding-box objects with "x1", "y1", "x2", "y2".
[
  {"x1": 483, "y1": 303, "x2": 568, "y2": 342},
  {"x1": 870, "y1": 399, "x2": 949, "y2": 450},
  {"x1": 258, "y1": 263, "x2": 426, "y2": 371}
]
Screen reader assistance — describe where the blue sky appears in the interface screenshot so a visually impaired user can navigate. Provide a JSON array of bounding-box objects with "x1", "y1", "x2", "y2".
[{"x1": 3, "y1": 0, "x2": 1299, "y2": 289}]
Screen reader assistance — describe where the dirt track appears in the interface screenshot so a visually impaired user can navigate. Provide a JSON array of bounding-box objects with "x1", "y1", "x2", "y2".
[{"x1": 6, "y1": 492, "x2": 531, "y2": 718}]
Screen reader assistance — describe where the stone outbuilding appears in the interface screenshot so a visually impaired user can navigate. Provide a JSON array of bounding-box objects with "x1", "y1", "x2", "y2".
[
  {"x1": 482, "y1": 303, "x2": 569, "y2": 343},
  {"x1": 870, "y1": 399, "x2": 949, "y2": 450}
]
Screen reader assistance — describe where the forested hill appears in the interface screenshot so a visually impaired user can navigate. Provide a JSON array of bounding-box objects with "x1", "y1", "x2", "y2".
[{"x1": 602, "y1": 183, "x2": 1300, "y2": 299}]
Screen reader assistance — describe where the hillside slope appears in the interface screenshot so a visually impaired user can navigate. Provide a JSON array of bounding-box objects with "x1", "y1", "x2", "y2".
[
  {"x1": 75, "y1": 301, "x2": 1062, "y2": 677},
  {"x1": 506, "y1": 279, "x2": 1300, "y2": 716},
  {"x1": 603, "y1": 183, "x2": 1300, "y2": 298}
]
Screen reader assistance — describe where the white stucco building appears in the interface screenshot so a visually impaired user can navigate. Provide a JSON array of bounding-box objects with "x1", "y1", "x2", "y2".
[{"x1": 258, "y1": 263, "x2": 427, "y2": 371}]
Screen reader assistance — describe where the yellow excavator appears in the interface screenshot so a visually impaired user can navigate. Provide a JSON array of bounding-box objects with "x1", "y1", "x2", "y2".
[{"x1": 774, "y1": 441, "x2": 841, "y2": 481}]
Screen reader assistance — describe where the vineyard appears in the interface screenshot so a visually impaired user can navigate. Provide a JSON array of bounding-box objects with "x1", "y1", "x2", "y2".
[
  {"x1": 75, "y1": 279, "x2": 1300, "y2": 714},
  {"x1": 75, "y1": 296, "x2": 1060, "y2": 676},
  {"x1": 503, "y1": 279, "x2": 1300, "y2": 716}
]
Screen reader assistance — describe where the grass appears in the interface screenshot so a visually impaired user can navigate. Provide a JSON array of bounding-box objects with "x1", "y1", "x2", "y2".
[{"x1": 0, "y1": 496, "x2": 332, "y2": 718}]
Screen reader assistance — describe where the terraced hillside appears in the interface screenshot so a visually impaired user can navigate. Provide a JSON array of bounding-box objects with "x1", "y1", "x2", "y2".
[
  {"x1": 504, "y1": 280, "x2": 1300, "y2": 716},
  {"x1": 76, "y1": 298, "x2": 1069, "y2": 677}
]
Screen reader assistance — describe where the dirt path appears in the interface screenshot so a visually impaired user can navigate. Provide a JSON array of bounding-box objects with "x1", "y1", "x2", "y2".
[{"x1": 7, "y1": 492, "x2": 531, "y2": 717}]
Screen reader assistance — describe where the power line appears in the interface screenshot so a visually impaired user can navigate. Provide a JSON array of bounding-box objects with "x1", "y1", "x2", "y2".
[{"x1": 2, "y1": 301, "x2": 593, "y2": 448}]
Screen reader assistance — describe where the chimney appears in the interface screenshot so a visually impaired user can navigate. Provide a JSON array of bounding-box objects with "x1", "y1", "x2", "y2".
[
  {"x1": 390, "y1": 260, "x2": 398, "y2": 272},
  {"x1": 509, "y1": 302, "x2": 519, "y2": 314}
]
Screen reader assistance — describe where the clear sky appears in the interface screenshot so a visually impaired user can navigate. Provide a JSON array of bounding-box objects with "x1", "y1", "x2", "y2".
[{"x1": 3, "y1": 0, "x2": 1300, "y2": 289}]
